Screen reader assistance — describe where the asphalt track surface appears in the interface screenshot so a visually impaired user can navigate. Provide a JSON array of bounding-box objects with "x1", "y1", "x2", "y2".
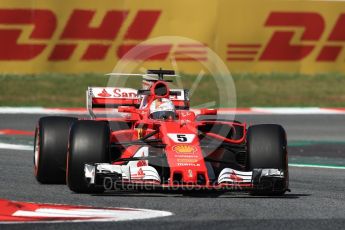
[{"x1": 0, "y1": 113, "x2": 345, "y2": 229}]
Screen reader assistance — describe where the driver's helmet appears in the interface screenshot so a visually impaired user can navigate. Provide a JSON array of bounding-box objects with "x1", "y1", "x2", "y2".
[{"x1": 149, "y1": 98, "x2": 176, "y2": 120}]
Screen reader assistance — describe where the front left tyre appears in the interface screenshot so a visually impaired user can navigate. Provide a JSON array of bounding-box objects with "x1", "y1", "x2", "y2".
[
  {"x1": 34, "y1": 116, "x2": 77, "y2": 184},
  {"x1": 246, "y1": 124, "x2": 289, "y2": 196}
]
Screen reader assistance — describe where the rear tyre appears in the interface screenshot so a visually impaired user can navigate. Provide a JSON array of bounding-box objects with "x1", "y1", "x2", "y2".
[
  {"x1": 34, "y1": 116, "x2": 77, "y2": 184},
  {"x1": 67, "y1": 120, "x2": 110, "y2": 193},
  {"x1": 247, "y1": 124, "x2": 288, "y2": 196}
]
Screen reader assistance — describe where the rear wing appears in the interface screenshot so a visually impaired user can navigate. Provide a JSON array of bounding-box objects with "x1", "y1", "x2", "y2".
[{"x1": 87, "y1": 87, "x2": 190, "y2": 118}]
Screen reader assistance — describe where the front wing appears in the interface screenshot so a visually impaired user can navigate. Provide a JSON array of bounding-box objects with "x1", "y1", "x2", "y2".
[{"x1": 84, "y1": 163, "x2": 286, "y2": 192}]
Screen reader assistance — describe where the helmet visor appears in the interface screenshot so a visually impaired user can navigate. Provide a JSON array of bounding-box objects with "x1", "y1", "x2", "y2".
[{"x1": 150, "y1": 111, "x2": 176, "y2": 120}]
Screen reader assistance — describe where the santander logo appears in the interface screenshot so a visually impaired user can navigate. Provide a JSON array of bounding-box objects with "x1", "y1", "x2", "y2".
[
  {"x1": 96, "y1": 88, "x2": 138, "y2": 98},
  {"x1": 113, "y1": 88, "x2": 137, "y2": 98},
  {"x1": 97, "y1": 89, "x2": 112, "y2": 97}
]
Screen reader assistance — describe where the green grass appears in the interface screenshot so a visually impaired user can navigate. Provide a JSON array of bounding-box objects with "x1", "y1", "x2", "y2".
[
  {"x1": 1, "y1": 72, "x2": 345, "y2": 107},
  {"x1": 233, "y1": 72, "x2": 345, "y2": 107}
]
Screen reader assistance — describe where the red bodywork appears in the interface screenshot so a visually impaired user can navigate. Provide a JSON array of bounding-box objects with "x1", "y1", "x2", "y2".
[{"x1": 90, "y1": 79, "x2": 248, "y2": 188}]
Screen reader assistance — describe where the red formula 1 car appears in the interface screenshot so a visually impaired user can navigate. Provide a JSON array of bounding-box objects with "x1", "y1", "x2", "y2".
[{"x1": 34, "y1": 69, "x2": 289, "y2": 195}]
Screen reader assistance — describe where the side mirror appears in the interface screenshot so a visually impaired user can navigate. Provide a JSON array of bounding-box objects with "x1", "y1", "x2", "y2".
[
  {"x1": 118, "y1": 106, "x2": 136, "y2": 113},
  {"x1": 199, "y1": 108, "x2": 217, "y2": 115}
]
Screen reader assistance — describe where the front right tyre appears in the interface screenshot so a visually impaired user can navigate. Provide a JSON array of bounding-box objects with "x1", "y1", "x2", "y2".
[{"x1": 67, "y1": 120, "x2": 110, "y2": 193}]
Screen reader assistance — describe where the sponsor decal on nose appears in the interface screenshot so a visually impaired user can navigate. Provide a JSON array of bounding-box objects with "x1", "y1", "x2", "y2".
[{"x1": 172, "y1": 145, "x2": 197, "y2": 154}]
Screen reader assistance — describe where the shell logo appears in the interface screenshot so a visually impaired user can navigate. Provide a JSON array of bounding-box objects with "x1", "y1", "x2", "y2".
[{"x1": 172, "y1": 145, "x2": 197, "y2": 154}]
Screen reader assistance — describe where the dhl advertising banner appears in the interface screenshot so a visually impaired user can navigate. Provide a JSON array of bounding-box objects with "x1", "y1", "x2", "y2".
[{"x1": 1, "y1": 0, "x2": 345, "y2": 74}]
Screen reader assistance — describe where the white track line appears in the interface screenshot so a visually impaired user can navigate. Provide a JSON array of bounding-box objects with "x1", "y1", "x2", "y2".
[
  {"x1": 0, "y1": 107, "x2": 86, "y2": 114},
  {"x1": 0, "y1": 198, "x2": 173, "y2": 224},
  {"x1": 0, "y1": 143, "x2": 33, "y2": 151},
  {"x1": 9, "y1": 208, "x2": 173, "y2": 223},
  {"x1": 251, "y1": 107, "x2": 345, "y2": 114},
  {"x1": 289, "y1": 163, "x2": 345, "y2": 170},
  {"x1": 1, "y1": 107, "x2": 345, "y2": 115}
]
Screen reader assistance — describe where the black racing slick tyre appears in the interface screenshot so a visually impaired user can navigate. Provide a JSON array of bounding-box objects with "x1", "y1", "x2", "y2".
[
  {"x1": 34, "y1": 116, "x2": 77, "y2": 184},
  {"x1": 247, "y1": 124, "x2": 288, "y2": 196},
  {"x1": 67, "y1": 120, "x2": 110, "y2": 193}
]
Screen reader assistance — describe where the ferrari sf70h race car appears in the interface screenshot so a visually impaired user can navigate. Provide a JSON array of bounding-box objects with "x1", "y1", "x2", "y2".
[{"x1": 34, "y1": 69, "x2": 289, "y2": 195}]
